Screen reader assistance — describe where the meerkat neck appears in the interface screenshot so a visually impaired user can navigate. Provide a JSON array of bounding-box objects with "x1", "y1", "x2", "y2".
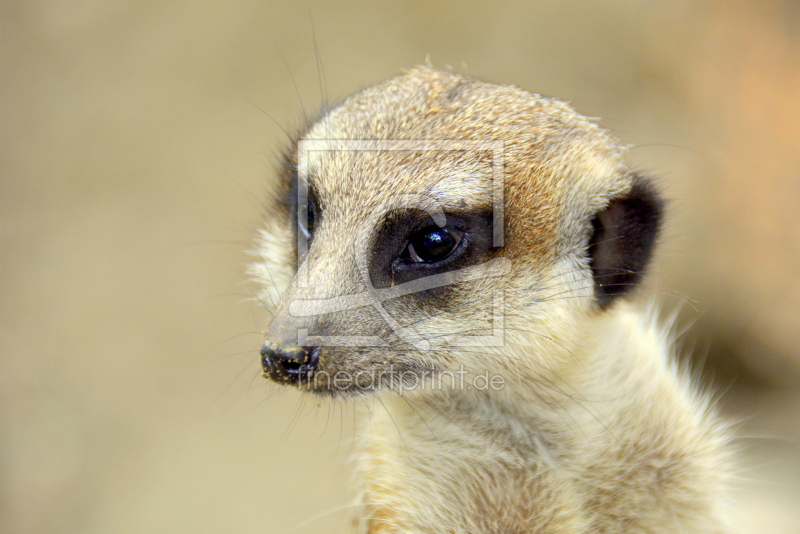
[{"x1": 356, "y1": 303, "x2": 731, "y2": 533}]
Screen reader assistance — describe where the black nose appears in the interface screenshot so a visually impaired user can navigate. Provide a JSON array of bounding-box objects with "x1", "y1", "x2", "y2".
[{"x1": 260, "y1": 342, "x2": 320, "y2": 384}]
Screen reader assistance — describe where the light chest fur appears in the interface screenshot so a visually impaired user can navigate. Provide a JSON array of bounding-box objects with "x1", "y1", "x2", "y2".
[{"x1": 355, "y1": 305, "x2": 732, "y2": 533}]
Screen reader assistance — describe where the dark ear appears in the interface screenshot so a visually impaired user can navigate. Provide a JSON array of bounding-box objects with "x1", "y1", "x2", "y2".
[{"x1": 588, "y1": 175, "x2": 664, "y2": 308}]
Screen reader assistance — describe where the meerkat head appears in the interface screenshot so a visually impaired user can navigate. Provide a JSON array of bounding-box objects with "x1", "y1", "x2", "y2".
[{"x1": 252, "y1": 67, "x2": 663, "y2": 399}]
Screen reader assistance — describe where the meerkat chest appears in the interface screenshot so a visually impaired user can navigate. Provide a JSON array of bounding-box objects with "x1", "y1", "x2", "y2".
[{"x1": 356, "y1": 401, "x2": 594, "y2": 534}]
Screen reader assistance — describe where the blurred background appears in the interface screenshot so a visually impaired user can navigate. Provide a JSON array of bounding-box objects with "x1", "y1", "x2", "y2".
[{"x1": 1, "y1": 0, "x2": 799, "y2": 532}]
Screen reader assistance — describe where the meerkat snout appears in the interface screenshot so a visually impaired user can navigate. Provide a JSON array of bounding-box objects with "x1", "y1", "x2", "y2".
[
  {"x1": 251, "y1": 67, "x2": 734, "y2": 532},
  {"x1": 260, "y1": 342, "x2": 320, "y2": 384}
]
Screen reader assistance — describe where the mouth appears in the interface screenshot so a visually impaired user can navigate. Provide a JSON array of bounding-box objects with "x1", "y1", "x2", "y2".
[
  {"x1": 260, "y1": 345, "x2": 443, "y2": 398},
  {"x1": 260, "y1": 345, "x2": 382, "y2": 399}
]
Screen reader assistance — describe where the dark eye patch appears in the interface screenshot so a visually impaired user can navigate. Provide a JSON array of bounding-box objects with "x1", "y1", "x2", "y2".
[{"x1": 368, "y1": 208, "x2": 495, "y2": 292}]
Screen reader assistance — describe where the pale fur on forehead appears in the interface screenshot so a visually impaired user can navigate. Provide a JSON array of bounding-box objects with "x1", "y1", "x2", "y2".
[{"x1": 306, "y1": 149, "x2": 494, "y2": 217}]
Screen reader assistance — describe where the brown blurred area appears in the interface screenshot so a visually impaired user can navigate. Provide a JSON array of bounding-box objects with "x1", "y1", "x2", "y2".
[{"x1": 1, "y1": 0, "x2": 798, "y2": 532}]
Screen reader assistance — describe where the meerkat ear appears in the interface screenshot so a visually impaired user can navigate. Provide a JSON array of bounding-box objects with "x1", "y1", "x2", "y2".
[{"x1": 588, "y1": 175, "x2": 664, "y2": 308}]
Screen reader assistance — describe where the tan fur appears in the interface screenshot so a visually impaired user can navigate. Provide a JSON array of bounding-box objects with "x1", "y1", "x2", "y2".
[{"x1": 252, "y1": 67, "x2": 734, "y2": 533}]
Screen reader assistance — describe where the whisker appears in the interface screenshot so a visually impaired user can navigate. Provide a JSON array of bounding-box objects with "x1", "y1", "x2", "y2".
[
  {"x1": 390, "y1": 390, "x2": 441, "y2": 446},
  {"x1": 244, "y1": 98, "x2": 292, "y2": 141},
  {"x1": 284, "y1": 502, "x2": 363, "y2": 534},
  {"x1": 276, "y1": 43, "x2": 308, "y2": 126},
  {"x1": 309, "y1": 9, "x2": 329, "y2": 114}
]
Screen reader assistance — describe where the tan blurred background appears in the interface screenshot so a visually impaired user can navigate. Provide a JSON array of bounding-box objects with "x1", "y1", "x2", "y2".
[{"x1": 1, "y1": 0, "x2": 799, "y2": 532}]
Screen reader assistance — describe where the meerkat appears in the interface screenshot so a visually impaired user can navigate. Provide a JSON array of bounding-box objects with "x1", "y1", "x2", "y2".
[{"x1": 251, "y1": 67, "x2": 734, "y2": 533}]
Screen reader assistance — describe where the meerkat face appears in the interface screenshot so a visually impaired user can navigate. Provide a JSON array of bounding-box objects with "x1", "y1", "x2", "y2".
[{"x1": 252, "y1": 68, "x2": 662, "y2": 399}]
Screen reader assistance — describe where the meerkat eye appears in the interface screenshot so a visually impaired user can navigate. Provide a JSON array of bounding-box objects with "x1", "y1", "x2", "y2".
[
  {"x1": 406, "y1": 226, "x2": 462, "y2": 263},
  {"x1": 372, "y1": 211, "x2": 491, "y2": 288},
  {"x1": 299, "y1": 201, "x2": 315, "y2": 239}
]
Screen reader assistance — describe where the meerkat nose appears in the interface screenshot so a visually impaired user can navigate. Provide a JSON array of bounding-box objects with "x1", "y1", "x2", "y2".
[{"x1": 260, "y1": 342, "x2": 320, "y2": 384}]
